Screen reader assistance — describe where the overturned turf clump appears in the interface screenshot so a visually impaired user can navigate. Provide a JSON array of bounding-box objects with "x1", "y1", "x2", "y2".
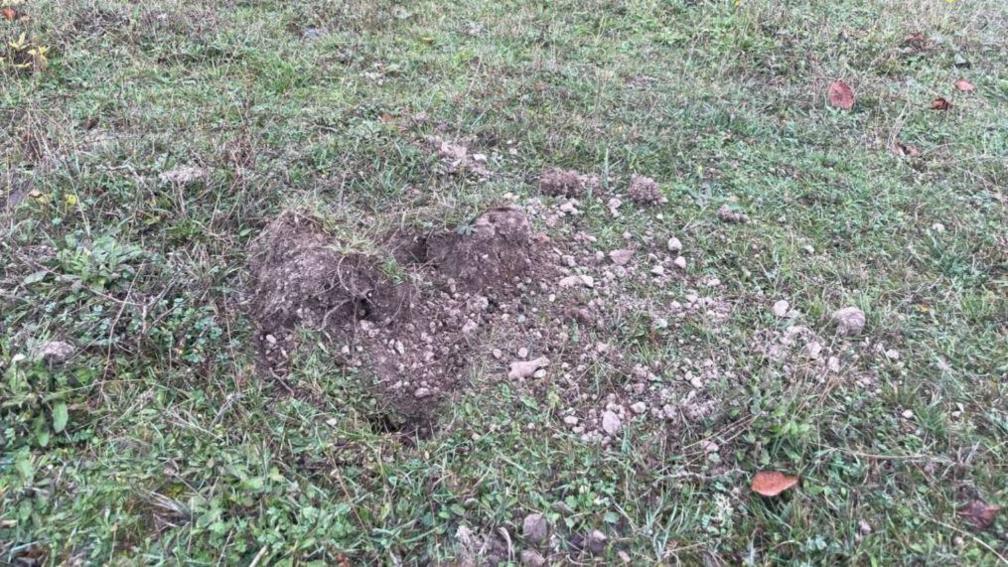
[
  {"x1": 627, "y1": 174, "x2": 664, "y2": 205},
  {"x1": 248, "y1": 207, "x2": 545, "y2": 430},
  {"x1": 248, "y1": 213, "x2": 412, "y2": 375},
  {"x1": 539, "y1": 167, "x2": 599, "y2": 197}
]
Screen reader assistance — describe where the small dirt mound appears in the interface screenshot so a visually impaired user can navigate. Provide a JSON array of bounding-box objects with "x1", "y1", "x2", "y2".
[
  {"x1": 538, "y1": 167, "x2": 599, "y2": 197},
  {"x1": 426, "y1": 206, "x2": 536, "y2": 293}
]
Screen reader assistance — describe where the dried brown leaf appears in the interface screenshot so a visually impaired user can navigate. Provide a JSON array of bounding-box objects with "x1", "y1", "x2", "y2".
[
  {"x1": 751, "y1": 471, "x2": 799, "y2": 497},
  {"x1": 891, "y1": 141, "x2": 920, "y2": 157},
  {"x1": 901, "y1": 32, "x2": 929, "y2": 51},
  {"x1": 960, "y1": 500, "x2": 1001, "y2": 530},
  {"x1": 930, "y1": 97, "x2": 951, "y2": 111},
  {"x1": 1, "y1": 6, "x2": 15, "y2": 21},
  {"x1": 954, "y1": 79, "x2": 975, "y2": 93},
  {"x1": 827, "y1": 80, "x2": 854, "y2": 110}
]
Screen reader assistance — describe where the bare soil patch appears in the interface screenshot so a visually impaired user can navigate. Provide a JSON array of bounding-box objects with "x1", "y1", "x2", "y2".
[{"x1": 248, "y1": 207, "x2": 551, "y2": 431}]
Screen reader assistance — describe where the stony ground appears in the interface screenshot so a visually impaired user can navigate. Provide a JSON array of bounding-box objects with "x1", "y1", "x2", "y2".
[{"x1": 2, "y1": 0, "x2": 1007, "y2": 564}]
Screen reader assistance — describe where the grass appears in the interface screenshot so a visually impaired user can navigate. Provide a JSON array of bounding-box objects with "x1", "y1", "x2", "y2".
[{"x1": 2, "y1": 0, "x2": 1007, "y2": 564}]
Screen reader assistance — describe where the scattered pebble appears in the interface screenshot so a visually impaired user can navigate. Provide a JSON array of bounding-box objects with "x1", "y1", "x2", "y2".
[
  {"x1": 563, "y1": 415, "x2": 579, "y2": 426},
  {"x1": 804, "y1": 340, "x2": 823, "y2": 359},
  {"x1": 673, "y1": 256, "x2": 687, "y2": 270},
  {"x1": 650, "y1": 264, "x2": 665, "y2": 276},
  {"x1": 667, "y1": 236, "x2": 682, "y2": 253},
  {"x1": 772, "y1": 300, "x2": 790, "y2": 318},
  {"x1": 558, "y1": 200, "x2": 580, "y2": 215},
  {"x1": 717, "y1": 204, "x2": 749, "y2": 224},
  {"x1": 522, "y1": 513, "x2": 548, "y2": 544},
  {"x1": 558, "y1": 274, "x2": 595, "y2": 288},
  {"x1": 38, "y1": 341, "x2": 75, "y2": 365},
  {"x1": 509, "y1": 357, "x2": 550, "y2": 379},
  {"x1": 630, "y1": 402, "x2": 647, "y2": 414},
  {"x1": 601, "y1": 410, "x2": 622, "y2": 435},
  {"x1": 159, "y1": 165, "x2": 208, "y2": 185},
  {"x1": 518, "y1": 347, "x2": 529, "y2": 359},
  {"x1": 832, "y1": 306, "x2": 866, "y2": 336},
  {"x1": 587, "y1": 529, "x2": 608, "y2": 554},
  {"x1": 609, "y1": 248, "x2": 634, "y2": 266},
  {"x1": 521, "y1": 549, "x2": 546, "y2": 567},
  {"x1": 414, "y1": 387, "x2": 432, "y2": 399}
]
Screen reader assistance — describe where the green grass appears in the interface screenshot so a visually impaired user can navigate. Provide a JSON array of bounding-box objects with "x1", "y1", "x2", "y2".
[{"x1": 2, "y1": 0, "x2": 1007, "y2": 564}]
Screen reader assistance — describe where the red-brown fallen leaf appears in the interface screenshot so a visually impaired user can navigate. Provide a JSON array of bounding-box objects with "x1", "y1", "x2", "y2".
[
  {"x1": 751, "y1": 471, "x2": 799, "y2": 497},
  {"x1": 931, "y1": 97, "x2": 951, "y2": 111},
  {"x1": 892, "y1": 141, "x2": 920, "y2": 157},
  {"x1": 954, "y1": 79, "x2": 975, "y2": 93},
  {"x1": 901, "y1": 32, "x2": 929, "y2": 50},
  {"x1": 960, "y1": 500, "x2": 1001, "y2": 530},
  {"x1": 827, "y1": 80, "x2": 855, "y2": 110},
  {"x1": 2, "y1": 7, "x2": 16, "y2": 21}
]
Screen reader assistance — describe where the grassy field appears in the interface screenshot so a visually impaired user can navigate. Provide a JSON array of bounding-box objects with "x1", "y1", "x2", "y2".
[{"x1": 2, "y1": 0, "x2": 1007, "y2": 564}]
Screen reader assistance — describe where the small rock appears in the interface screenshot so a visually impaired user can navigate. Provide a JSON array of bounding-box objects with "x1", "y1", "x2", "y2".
[
  {"x1": 609, "y1": 248, "x2": 634, "y2": 266},
  {"x1": 607, "y1": 197, "x2": 622, "y2": 215},
  {"x1": 559, "y1": 274, "x2": 594, "y2": 288},
  {"x1": 559, "y1": 200, "x2": 580, "y2": 215},
  {"x1": 563, "y1": 415, "x2": 579, "y2": 426},
  {"x1": 618, "y1": 550, "x2": 631, "y2": 563},
  {"x1": 520, "y1": 549, "x2": 546, "y2": 567},
  {"x1": 492, "y1": 348, "x2": 503, "y2": 359},
  {"x1": 650, "y1": 264, "x2": 665, "y2": 276},
  {"x1": 587, "y1": 529, "x2": 608, "y2": 554},
  {"x1": 159, "y1": 165, "x2": 208, "y2": 185},
  {"x1": 518, "y1": 347, "x2": 529, "y2": 359},
  {"x1": 772, "y1": 300, "x2": 790, "y2": 318},
  {"x1": 804, "y1": 340, "x2": 823, "y2": 360},
  {"x1": 509, "y1": 357, "x2": 550, "y2": 380},
  {"x1": 522, "y1": 513, "x2": 548, "y2": 544},
  {"x1": 630, "y1": 402, "x2": 647, "y2": 414},
  {"x1": 859, "y1": 520, "x2": 872, "y2": 535},
  {"x1": 601, "y1": 410, "x2": 622, "y2": 435},
  {"x1": 38, "y1": 341, "x2": 75, "y2": 365},
  {"x1": 827, "y1": 356, "x2": 841, "y2": 372},
  {"x1": 673, "y1": 256, "x2": 687, "y2": 270},
  {"x1": 700, "y1": 440, "x2": 719, "y2": 453},
  {"x1": 717, "y1": 204, "x2": 749, "y2": 224},
  {"x1": 414, "y1": 387, "x2": 432, "y2": 399},
  {"x1": 902, "y1": 409, "x2": 914, "y2": 419},
  {"x1": 831, "y1": 306, "x2": 866, "y2": 336},
  {"x1": 667, "y1": 236, "x2": 682, "y2": 253}
]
